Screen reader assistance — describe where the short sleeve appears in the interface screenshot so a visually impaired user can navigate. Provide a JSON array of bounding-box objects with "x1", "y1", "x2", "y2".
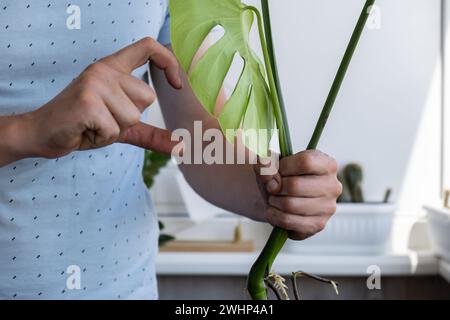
[{"x1": 157, "y1": 10, "x2": 171, "y2": 46}]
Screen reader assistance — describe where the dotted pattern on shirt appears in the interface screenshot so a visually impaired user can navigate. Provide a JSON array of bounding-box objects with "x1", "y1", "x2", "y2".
[{"x1": 0, "y1": 0, "x2": 169, "y2": 300}]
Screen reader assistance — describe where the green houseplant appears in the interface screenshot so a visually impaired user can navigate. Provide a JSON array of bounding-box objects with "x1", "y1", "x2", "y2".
[
  {"x1": 170, "y1": 0, "x2": 375, "y2": 300},
  {"x1": 337, "y1": 163, "x2": 392, "y2": 204}
]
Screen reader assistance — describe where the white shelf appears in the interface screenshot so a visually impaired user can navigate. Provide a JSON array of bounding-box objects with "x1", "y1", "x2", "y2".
[{"x1": 156, "y1": 250, "x2": 439, "y2": 277}]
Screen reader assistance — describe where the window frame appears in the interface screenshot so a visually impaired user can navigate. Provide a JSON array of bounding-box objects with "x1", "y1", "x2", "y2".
[{"x1": 442, "y1": 0, "x2": 450, "y2": 198}]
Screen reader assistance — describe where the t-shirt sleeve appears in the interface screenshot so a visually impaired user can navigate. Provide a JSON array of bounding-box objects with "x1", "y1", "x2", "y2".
[{"x1": 157, "y1": 10, "x2": 171, "y2": 46}]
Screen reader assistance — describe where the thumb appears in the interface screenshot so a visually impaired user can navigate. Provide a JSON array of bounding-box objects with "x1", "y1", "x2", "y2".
[
  {"x1": 119, "y1": 122, "x2": 179, "y2": 155},
  {"x1": 100, "y1": 37, "x2": 182, "y2": 89},
  {"x1": 254, "y1": 157, "x2": 282, "y2": 195}
]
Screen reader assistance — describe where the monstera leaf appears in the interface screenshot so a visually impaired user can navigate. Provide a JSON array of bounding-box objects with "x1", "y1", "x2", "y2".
[{"x1": 170, "y1": 0, "x2": 274, "y2": 155}]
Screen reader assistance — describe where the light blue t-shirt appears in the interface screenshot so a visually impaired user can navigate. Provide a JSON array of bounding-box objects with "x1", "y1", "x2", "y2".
[{"x1": 0, "y1": 0, "x2": 171, "y2": 300}]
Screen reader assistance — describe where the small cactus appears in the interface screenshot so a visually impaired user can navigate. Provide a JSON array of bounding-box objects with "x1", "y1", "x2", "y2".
[
  {"x1": 338, "y1": 163, "x2": 392, "y2": 203},
  {"x1": 338, "y1": 163, "x2": 364, "y2": 203}
]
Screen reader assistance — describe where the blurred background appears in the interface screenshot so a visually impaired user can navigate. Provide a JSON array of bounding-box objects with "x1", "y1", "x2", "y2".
[{"x1": 146, "y1": 0, "x2": 450, "y2": 299}]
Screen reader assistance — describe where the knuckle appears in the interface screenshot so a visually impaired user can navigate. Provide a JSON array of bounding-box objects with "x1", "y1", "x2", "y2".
[
  {"x1": 281, "y1": 198, "x2": 296, "y2": 213},
  {"x1": 127, "y1": 110, "x2": 141, "y2": 127},
  {"x1": 316, "y1": 219, "x2": 327, "y2": 233},
  {"x1": 323, "y1": 201, "x2": 337, "y2": 217},
  {"x1": 77, "y1": 76, "x2": 104, "y2": 96},
  {"x1": 279, "y1": 214, "x2": 293, "y2": 230},
  {"x1": 78, "y1": 91, "x2": 97, "y2": 111},
  {"x1": 298, "y1": 152, "x2": 315, "y2": 172},
  {"x1": 330, "y1": 202, "x2": 337, "y2": 214},
  {"x1": 334, "y1": 180, "x2": 343, "y2": 197},
  {"x1": 141, "y1": 36, "x2": 156, "y2": 49},
  {"x1": 84, "y1": 62, "x2": 108, "y2": 75},
  {"x1": 329, "y1": 158, "x2": 339, "y2": 173},
  {"x1": 139, "y1": 87, "x2": 156, "y2": 106},
  {"x1": 78, "y1": 74, "x2": 98, "y2": 90},
  {"x1": 323, "y1": 175, "x2": 342, "y2": 198}
]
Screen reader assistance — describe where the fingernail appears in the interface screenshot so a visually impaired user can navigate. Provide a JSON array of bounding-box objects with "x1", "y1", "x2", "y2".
[{"x1": 266, "y1": 179, "x2": 279, "y2": 193}]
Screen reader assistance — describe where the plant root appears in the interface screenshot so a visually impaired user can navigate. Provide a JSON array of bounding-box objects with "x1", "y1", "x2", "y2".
[
  {"x1": 252, "y1": 270, "x2": 339, "y2": 300},
  {"x1": 265, "y1": 272, "x2": 290, "y2": 300},
  {"x1": 292, "y1": 271, "x2": 339, "y2": 300}
]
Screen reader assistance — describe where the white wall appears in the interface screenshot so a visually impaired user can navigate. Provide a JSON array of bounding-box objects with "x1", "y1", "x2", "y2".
[{"x1": 148, "y1": 0, "x2": 443, "y2": 217}]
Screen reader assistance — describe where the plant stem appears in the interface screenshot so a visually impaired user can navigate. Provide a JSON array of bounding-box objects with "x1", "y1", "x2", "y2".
[
  {"x1": 244, "y1": 6, "x2": 290, "y2": 157},
  {"x1": 307, "y1": 0, "x2": 375, "y2": 150},
  {"x1": 260, "y1": 0, "x2": 293, "y2": 158},
  {"x1": 244, "y1": 4, "x2": 292, "y2": 300},
  {"x1": 247, "y1": 0, "x2": 376, "y2": 300}
]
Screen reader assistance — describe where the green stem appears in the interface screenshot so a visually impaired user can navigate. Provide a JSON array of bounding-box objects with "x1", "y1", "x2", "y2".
[
  {"x1": 244, "y1": 2, "x2": 292, "y2": 301},
  {"x1": 307, "y1": 0, "x2": 375, "y2": 149},
  {"x1": 260, "y1": 0, "x2": 293, "y2": 157},
  {"x1": 244, "y1": 5, "x2": 290, "y2": 157},
  {"x1": 247, "y1": 0, "x2": 376, "y2": 300}
]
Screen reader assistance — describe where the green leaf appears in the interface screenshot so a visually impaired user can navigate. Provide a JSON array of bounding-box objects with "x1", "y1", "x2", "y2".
[
  {"x1": 142, "y1": 151, "x2": 171, "y2": 189},
  {"x1": 170, "y1": 0, "x2": 274, "y2": 156}
]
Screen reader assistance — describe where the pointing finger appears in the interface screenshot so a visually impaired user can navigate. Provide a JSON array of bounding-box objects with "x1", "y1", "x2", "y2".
[{"x1": 119, "y1": 122, "x2": 179, "y2": 155}]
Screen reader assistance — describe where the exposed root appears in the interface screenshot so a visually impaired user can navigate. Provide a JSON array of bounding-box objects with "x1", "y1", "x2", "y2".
[
  {"x1": 264, "y1": 279, "x2": 284, "y2": 300},
  {"x1": 246, "y1": 270, "x2": 339, "y2": 300},
  {"x1": 292, "y1": 271, "x2": 339, "y2": 300},
  {"x1": 265, "y1": 272, "x2": 290, "y2": 300}
]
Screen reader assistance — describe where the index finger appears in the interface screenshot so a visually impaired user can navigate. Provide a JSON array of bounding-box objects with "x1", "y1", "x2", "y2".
[
  {"x1": 101, "y1": 37, "x2": 182, "y2": 89},
  {"x1": 119, "y1": 122, "x2": 179, "y2": 155}
]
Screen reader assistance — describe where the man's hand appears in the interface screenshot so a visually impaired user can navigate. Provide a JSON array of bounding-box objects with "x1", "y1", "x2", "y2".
[
  {"x1": 255, "y1": 150, "x2": 342, "y2": 240},
  {"x1": 14, "y1": 37, "x2": 182, "y2": 161}
]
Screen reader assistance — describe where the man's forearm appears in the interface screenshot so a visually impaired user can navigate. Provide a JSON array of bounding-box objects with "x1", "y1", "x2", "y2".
[
  {"x1": 179, "y1": 151, "x2": 269, "y2": 222},
  {"x1": 151, "y1": 65, "x2": 268, "y2": 222}
]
